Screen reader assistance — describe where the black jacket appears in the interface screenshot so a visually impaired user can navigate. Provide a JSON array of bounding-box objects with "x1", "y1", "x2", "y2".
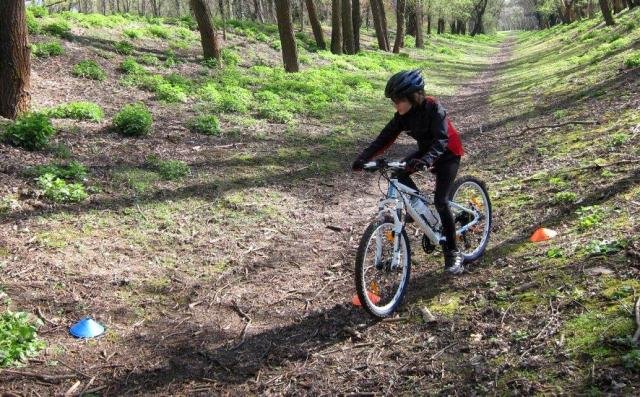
[{"x1": 357, "y1": 98, "x2": 453, "y2": 166}]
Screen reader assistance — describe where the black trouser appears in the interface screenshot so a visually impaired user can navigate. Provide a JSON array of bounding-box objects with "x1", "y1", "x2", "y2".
[{"x1": 395, "y1": 151, "x2": 461, "y2": 251}]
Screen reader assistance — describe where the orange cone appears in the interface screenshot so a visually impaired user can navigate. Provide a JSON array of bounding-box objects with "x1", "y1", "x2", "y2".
[
  {"x1": 352, "y1": 291, "x2": 381, "y2": 306},
  {"x1": 530, "y1": 227, "x2": 558, "y2": 242}
]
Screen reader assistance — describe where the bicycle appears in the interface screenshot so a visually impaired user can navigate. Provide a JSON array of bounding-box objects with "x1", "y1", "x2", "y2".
[{"x1": 354, "y1": 158, "x2": 492, "y2": 318}]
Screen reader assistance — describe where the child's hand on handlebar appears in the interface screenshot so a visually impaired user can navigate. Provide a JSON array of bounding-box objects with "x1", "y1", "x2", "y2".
[
  {"x1": 352, "y1": 158, "x2": 366, "y2": 171},
  {"x1": 406, "y1": 158, "x2": 428, "y2": 173}
]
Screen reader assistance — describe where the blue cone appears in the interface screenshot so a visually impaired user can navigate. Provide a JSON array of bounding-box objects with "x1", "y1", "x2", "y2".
[{"x1": 69, "y1": 317, "x2": 105, "y2": 338}]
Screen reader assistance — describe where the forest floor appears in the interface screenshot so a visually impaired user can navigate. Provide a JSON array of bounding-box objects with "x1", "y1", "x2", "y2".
[{"x1": 1, "y1": 9, "x2": 640, "y2": 396}]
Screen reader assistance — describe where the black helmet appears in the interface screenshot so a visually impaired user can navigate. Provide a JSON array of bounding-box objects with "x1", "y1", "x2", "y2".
[{"x1": 384, "y1": 69, "x2": 424, "y2": 99}]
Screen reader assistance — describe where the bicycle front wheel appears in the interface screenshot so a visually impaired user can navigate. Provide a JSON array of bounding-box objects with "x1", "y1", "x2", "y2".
[
  {"x1": 450, "y1": 176, "x2": 492, "y2": 262},
  {"x1": 355, "y1": 217, "x2": 411, "y2": 319}
]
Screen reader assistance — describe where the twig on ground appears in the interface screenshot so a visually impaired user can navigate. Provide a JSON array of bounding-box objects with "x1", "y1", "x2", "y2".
[
  {"x1": 430, "y1": 342, "x2": 457, "y2": 360},
  {"x1": 231, "y1": 300, "x2": 251, "y2": 322},
  {"x1": 36, "y1": 306, "x2": 57, "y2": 326},
  {"x1": 326, "y1": 225, "x2": 343, "y2": 232},
  {"x1": 0, "y1": 369, "x2": 76, "y2": 383},
  {"x1": 64, "y1": 380, "x2": 81, "y2": 397}
]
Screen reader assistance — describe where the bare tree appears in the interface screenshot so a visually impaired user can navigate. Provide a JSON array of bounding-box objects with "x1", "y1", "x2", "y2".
[
  {"x1": 305, "y1": 0, "x2": 326, "y2": 49},
  {"x1": 342, "y1": 0, "x2": 355, "y2": 53},
  {"x1": 393, "y1": 0, "x2": 406, "y2": 53},
  {"x1": 599, "y1": 0, "x2": 615, "y2": 25},
  {"x1": 190, "y1": 0, "x2": 221, "y2": 61},
  {"x1": 415, "y1": 0, "x2": 424, "y2": 47},
  {"x1": 275, "y1": 0, "x2": 299, "y2": 72},
  {"x1": 353, "y1": 0, "x2": 361, "y2": 52},
  {"x1": 0, "y1": 0, "x2": 31, "y2": 119},
  {"x1": 370, "y1": 0, "x2": 389, "y2": 50},
  {"x1": 331, "y1": 0, "x2": 343, "y2": 54}
]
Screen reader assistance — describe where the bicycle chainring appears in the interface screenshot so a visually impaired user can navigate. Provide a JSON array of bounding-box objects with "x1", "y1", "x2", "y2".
[{"x1": 421, "y1": 234, "x2": 436, "y2": 253}]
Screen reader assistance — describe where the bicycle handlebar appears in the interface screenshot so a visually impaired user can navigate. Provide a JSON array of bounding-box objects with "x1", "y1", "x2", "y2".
[{"x1": 363, "y1": 159, "x2": 406, "y2": 172}]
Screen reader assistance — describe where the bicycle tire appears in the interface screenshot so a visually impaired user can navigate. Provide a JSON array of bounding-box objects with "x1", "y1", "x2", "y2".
[{"x1": 449, "y1": 175, "x2": 492, "y2": 262}]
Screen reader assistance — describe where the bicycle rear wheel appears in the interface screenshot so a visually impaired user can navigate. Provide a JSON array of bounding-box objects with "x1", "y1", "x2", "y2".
[
  {"x1": 355, "y1": 217, "x2": 411, "y2": 318},
  {"x1": 449, "y1": 176, "x2": 492, "y2": 262}
]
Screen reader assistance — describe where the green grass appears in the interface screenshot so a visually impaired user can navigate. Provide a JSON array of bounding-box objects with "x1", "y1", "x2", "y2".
[
  {"x1": 32, "y1": 40, "x2": 64, "y2": 57},
  {"x1": 72, "y1": 60, "x2": 107, "y2": 81},
  {"x1": 187, "y1": 114, "x2": 221, "y2": 135},
  {"x1": 146, "y1": 155, "x2": 190, "y2": 180},
  {"x1": 45, "y1": 101, "x2": 104, "y2": 122}
]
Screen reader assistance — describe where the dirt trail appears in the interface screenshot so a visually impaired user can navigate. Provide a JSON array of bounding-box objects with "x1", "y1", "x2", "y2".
[
  {"x1": 105, "y1": 35, "x2": 520, "y2": 395},
  {"x1": 1, "y1": 37, "x2": 518, "y2": 395}
]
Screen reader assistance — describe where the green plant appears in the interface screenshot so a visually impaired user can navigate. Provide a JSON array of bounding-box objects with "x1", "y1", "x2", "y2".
[
  {"x1": 112, "y1": 102, "x2": 153, "y2": 137},
  {"x1": 32, "y1": 41, "x2": 64, "y2": 57},
  {"x1": 72, "y1": 60, "x2": 107, "y2": 81},
  {"x1": 43, "y1": 21, "x2": 71, "y2": 37},
  {"x1": 28, "y1": 5, "x2": 48, "y2": 18},
  {"x1": 3, "y1": 113, "x2": 55, "y2": 151},
  {"x1": 114, "y1": 40, "x2": 134, "y2": 55},
  {"x1": 147, "y1": 25, "x2": 171, "y2": 39},
  {"x1": 123, "y1": 28, "x2": 142, "y2": 39},
  {"x1": 146, "y1": 156, "x2": 190, "y2": 180},
  {"x1": 576, "y1": 205, "x2": 605, "y2": 230},
  {"x1": 37, "y1": 173, "x2": 88, "y2": 202},
  {"x1": 26, "y1": 11, "x2": 41, "y2": 34},
  {"x1": 609, "y1": 133, "x2": 630, "y2": 147},
  {"x1": 188, "y1": 114, "x2": 221, "y2": 135},
  {"x1": 546, "y1": 247, "x2": 564, "y2": 258},
  {"x1": 120, "y1": 57, "x2": 145, "y2": 74},
  {"x1": 221, "y1": 48, "x2": 241, "y2": 66},
  {"x1": 585, "y1": 239, "x2": 628, "y2": 256},
  {"x1": 553, "y1": 109, "x2": 568, "y2": 119},
  {"x1": 554, "y1": 191, "x2": 577, "y2": 204},
  {"x1": 0, "y1": 311, "x2": 46, "y2": 367},
  {"x1": 139, "y1": 54, "x2": 160, "y2": 66},
  {"x1": 622, "y1": 349, "x2": 640, "y2": 371},
  {"x1": 45, "y1": 101, "x2": 104, "y2": 122},
  {"x1": 26, "y1": 161, "x2": 88, "y2": 182},
  {"x1": 155, "y1": 83, "x2": 188, "y2": 103}
]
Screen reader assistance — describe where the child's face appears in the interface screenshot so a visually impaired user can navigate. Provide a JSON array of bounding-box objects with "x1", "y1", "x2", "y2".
[{"x1": 392, "y1": 98, "x2": 412, "y2": 115}]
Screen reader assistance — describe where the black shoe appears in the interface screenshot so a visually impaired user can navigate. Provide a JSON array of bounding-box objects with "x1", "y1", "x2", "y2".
[{"x1": 444, "y1": 249, "x2": 464, "y2": 275}]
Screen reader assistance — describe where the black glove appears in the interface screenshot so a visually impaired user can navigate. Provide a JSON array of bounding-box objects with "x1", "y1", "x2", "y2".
[
  {"x1": 406, "y1": 158, "x2": 427, "y2": 173},
  {"x1": 352, "y1": 158, "x2": 366, "y2": 171}
]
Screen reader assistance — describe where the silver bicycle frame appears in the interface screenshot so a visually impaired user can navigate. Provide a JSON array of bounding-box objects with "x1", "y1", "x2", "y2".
[{"x1": 376, "y1": 172, "x2": 482, "y2": 247}]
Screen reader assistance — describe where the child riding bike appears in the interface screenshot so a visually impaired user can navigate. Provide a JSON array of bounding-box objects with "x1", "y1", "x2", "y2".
[{"x1": 352, "y1": 69, "x2": 465, "y2": 274}]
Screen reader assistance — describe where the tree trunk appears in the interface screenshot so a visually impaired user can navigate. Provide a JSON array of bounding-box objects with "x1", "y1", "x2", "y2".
[
  {"x1": 298, "y1": 0, "x2": 304, "y2": 31},
  {"x1": 190, "y1": 0, "x2": 221, "y2": 62},
  {"x1": 415, "y1": 0, "x2": 424, "y2": 47},
  {"x1": 254, "y1": 0, "x2": 265, "y2": 22},
  {"x1": 378, "y1": 0, "x2": 390, "y2": 48},
  {"x1": 471, "y1": 0, "x2": 488, "y2": 35},
  {"x1": 353, "y1": 0, "x2": 361, "y2": 52},
  {"x1": 275, "y1": 0, "x2": 299, "y2": 72},
  {"x1": 342, "y1": 0, "x2": 355, "y2": 53},
  {"x1": 331, "y1": 0, "x2": 343, "y2": 54},
  {"x1": 612, "y1": 0, "x2": 623, "y2": 12},
  {"x1": 599, "y1": 0, "x2": 616, "y2": 24},
  {"x1": 369, "y1": 0, "x2": 388, "y2": 50},
  {"x1": 0, "y1": 0, "x2": 31, "y2": 119},
  {"x1": 427, "y1": 13, "x2": 431, "y2": 34},
  {"x1": 437, "y1": 18, "x2": 444, "y2": 34},
  {"x1": 305, "y1": 0, "x2": 326, "y2": 49},
  {"x1": 393, "y1": 0, "x2": 405, "y2": 53},
  {"x1": 405, "y1": 1, "x2": 416, "y2": 36},
  {"x1": 219, "y1": 0, "x2": 227, "y2": 40}
]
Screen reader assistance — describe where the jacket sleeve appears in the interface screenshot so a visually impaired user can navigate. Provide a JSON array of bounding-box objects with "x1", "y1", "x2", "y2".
[
  {"x1": 357, "y1": 114, "x2": 402, "y2": 161},
  {"x1": 421, "y1": 102, "x2": 449, "y2": 166}
]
